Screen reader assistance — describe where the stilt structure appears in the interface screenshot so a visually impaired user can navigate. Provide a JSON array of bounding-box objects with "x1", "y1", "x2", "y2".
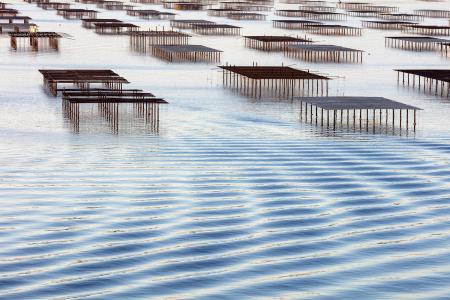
[
  {"x1": 74, "y1": 0, "x2": 103, "y2": 3},
  {"x1": 275, "y1": 9, "x2": 347, "y2": 20},
  {"x1": 192, "y1": 23, "x2": 241, "y2": 35},
  {"x1": 414, "y1": 9, "x2": 450, "y2": 18},
  {"x1": 0, "y1": 16, "x2": 32, "y2": 24},
  {"x1": 162, "y1": 2, "x2": 205, "y2": 10},
  {"x1": 297, "y1": 0, "x2": 327, "y2": 5},
  {"x1": 337, "y1": 2, "x2": 371, "y2": 10},
  {"x1": 220, "y1": 2, "x2": 271, "y2": 11},
  {"x1": 305, "y1": 24, "x2": 362, "y2": 36},
  {"x1": 234, "y1": 4, "x2": 271, "y2": 11},
  {"x1": 298, "y1": 5, "x2": 335, "y2": 12},
  {"x1": 151, "y1": 44, "x2": 222, "y2": 62},
  {"x1": 280, "y1": 0, "x2": 325, "y2": 4},
  {"x1": 130, "y1": 29, "x2": 190, "y2": 51},
  {"x1": 362, "y1": 21, "x2": 417, "y2": 30},
  {"x1": 0, "y1": 16, "x2": 35, "y2": 33},
  {"x1": 97, "y1": 1, "x2": 134, "y2": 10},
  {"x1": 62, "y1": 89, "x2": 167, "y2": 134},
  {"x1": 285, "y1": 44, "x2": 364, "y2": 63},
  {"x1": 347, "y1": 10, "x2": 380, "y2": 17},
  {"x1": 395, "y1": 69, "x2": 450, "y2": 97},
  {"x1": 81, "y1": 18, "x2": 122, "y2": 29},
  {"x1": 226, "y1": 12, "x2": 266, "y2": 20},
  {"x1": 220, "y1": 1, "x2": 248, "y2": 9},
  {"x1": 219, "y1": 65, "x2": 330, "y2": 99},
  {"x1": 244, "y1": 35, "x2": 312, "y2": 51},
  {"x1": 9, "y1": 32, "x2": 61, "y2": 51},
  {"x1": 207, "y1": 8, "x2": 240, "y2": 17},
  {"x1": 94, "y1": 22, "x2": 139, "y2": 35},
  {"x1": 365, "y1": 5, "x2": 398, "y2": 13},
  {"x1": 298, "y1": 96, "x2": 421, "y2": 133},
  {"x1": 0, "y1": 8, "x2": 19, "y2": 16},
  {"x1": 130, "y1": 0, "x2": 162, "y2": 4},
  {"x1": 385, "y1": 36, "x2": 450, "y2": 51},
  {"x1": 246, "y1": 0, "x2": 273, "y2": 5},
  {"x1": 126, "y1": 9, "x2": 176, "y2": 20},
  {"x1": 39, "y1": 69, "x2": 129, "y2": 96},
  {"x1": 96, "y1": 0, "x2": 122, "y2": 8},
  {"x1": 38, "y1": 2, "x2": 71, "y2": 10},
  {"x1": 273, "y1": 19, "x2": 322, "y2": 29},
  {"x1": 440, "y1": 42, "x2": 450, "y2": 57},
  {"x1": 401, "y1": 25, "x2": 450, "y2": 36},
  {"x1": 378, "y1": 13, "x2": 423, "y2": 21},
  {"x1": 57, "y1": 9, "x2": 98, "y2": 19},
  {"x1": 170, "y1": 19, "x2": 214, "y2": 29}
]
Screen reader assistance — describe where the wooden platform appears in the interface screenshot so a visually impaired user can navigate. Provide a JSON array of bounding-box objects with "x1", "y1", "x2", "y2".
[
  {"x1": 378, "y1": 13, "x2": 423, "y2": 21},
  {"x1": 9, "y1": 32, "x2": 61, "y2": 51},
  {"x1": 362, "y1": 21, "x2": 417, "y2": 30},
  {"x1": 227, "y1": 12, "x2": 266, "y2": 20},
  {"x1": 126, "y1": 9, "x2": 175, "y2": 19},
  {"x1": 207, "y1": 8, "x2": 240, "y2": 17},
  {"x1": 39, "y1": 69, "x2": 129, "y2": 96},
  {"x1": 385, "y1": 36, "x2": 450, "y2": 51},
  {"x1": 305, "y1": 24, "x2": 362, "y2": 36},
  {"x1": 192, "y1": 24, "x2": 241, "y2": 35},
  {"x1": 414, "y1": 9, "x2": 450, "y2": 18},
  {"x1": 285, "y1": 44, "x2": 364, "y2": 63},
  {"x1": 163, "y1": 2, "x2": 205, "y2": 10},
  {"x1": 298, "y1": 96, "x2": 421, "y2": 132},
  {"x1": 244, "y1": 35, "x2": 312, "y2": 51},
  {"x1": 272, "y1": 19, "x2": 322, "y2": 29},
  {"x1": 219, "y1": 65, "x2": 330, "y2": 98},
  {"x1": 57, "y1": 8, "x2": 98, "y2": 19},
  {"x1": 130, "y1": 29, "x2": 190, "y2": 51},
  {"x1": 151, "y1": 44, "x2": 222, "y2": 62},
  {"x1": 401, "y1": 25, "x2": 450, "y2": 36},
  {"x1": 170, "y1": 19, "x2": 214, "y2": 29},
  {"x1": 0, "y1": 16, "x2": 32, "y2": 25},
  {"x1": 275, "y1": 9, "x2": 347, "y2": 20},
  {"x1": 395, "y1": 69, "x2": 450, "y2": 97},
  {"x1": 94, "y1": 22, "x2": 139, "y2": 35},
  {"x1": 0, "y1": 9, "x2": 19, "y2": 17},
  {"x1": 81, "y1": 18, "x2": 122, "y2": 29}
]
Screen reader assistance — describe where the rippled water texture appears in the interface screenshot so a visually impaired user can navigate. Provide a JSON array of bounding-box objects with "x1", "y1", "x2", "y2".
[{"x1": 1, "y1": 0, "x2": 450, "y2": 298}]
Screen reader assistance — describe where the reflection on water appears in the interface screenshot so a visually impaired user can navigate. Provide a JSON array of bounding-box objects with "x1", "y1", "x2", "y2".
[
  {"x1": 62, "y1": 102, "x2": 161, "y2": 134},
  {"x1": 1, "y1": 0, "x2": 450, "y2": 298}
]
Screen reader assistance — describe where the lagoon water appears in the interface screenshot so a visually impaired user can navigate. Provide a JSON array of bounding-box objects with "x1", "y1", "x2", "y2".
[{"x1": 1, "y1": 0, "x2": 450, "y2": 298}]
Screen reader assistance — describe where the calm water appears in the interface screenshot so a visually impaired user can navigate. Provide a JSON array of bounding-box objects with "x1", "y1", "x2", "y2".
[{"x1": 1, "y1": 0, "x2": 450, "y2": 299}]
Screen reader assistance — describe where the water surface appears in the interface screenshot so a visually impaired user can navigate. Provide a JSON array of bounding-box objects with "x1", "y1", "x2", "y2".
[{"x1": 1, "y1": 0, "x2": 450, "y2": 298}]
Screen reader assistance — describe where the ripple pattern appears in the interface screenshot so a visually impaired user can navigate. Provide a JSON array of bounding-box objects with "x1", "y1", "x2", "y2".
[
  {"x1": 2, "y1": 1, "x2": 450, "y2": 298},
  {"x1": 1, "y1": 136, "x2": 450, "y2": 299}
]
